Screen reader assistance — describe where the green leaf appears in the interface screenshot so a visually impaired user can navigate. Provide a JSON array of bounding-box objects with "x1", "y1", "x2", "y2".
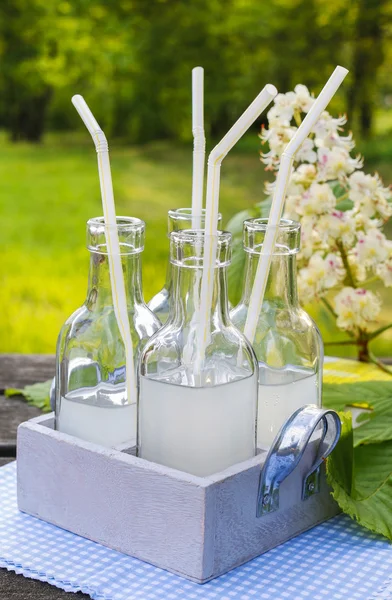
[
  {"x1": 331, "y1": 181, "x2": 346, "y2": 197},
  {"x1": 226, "y1": 207, "x2": 258, "y2": 237},
  {"x1": 227, "y1": 199, "x2": 273, "y2": 305},
  {"x1": 328, "y1": 440, "x2": 392, "y2": 540},
  {"x1": 5, "y1": 380, "x2": 52, "y2": 413},
  {"x1": 327, "y1": 411, "x2": 353, "y2": 496},
  {"x1": 228, "y1": 236, "x2": 246, "y2": 305},
  {"x1": 353, "y1": 397, "x2": 392, "y2": 446},
  {"x1": 335, "y1": 198, "x2": 354, "y2": 211},
  {"x1": 323, "y1": 381, "x2": 392, "y2": 446},
  {"x1": 255, "y1": 197, "x2": 273, "y2": 218},
  {"x1": 327, "y1": 409, "x2": 392, "y2": 540}
]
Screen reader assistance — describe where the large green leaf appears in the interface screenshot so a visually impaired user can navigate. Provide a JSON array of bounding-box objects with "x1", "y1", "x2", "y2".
[
  {"x1": 5, "y1": 380, "x2": 52, "y2": 412},
  {"x1": 327, "y1": 411, "x2": 353, "y2": 496},
  {"x1": 255, "y1": 197, "x2": 273, "y2": 218},
  {"x1": 323, "y1": 381, "x2": 392, "y2": 446},
  {"x1": 353, "y1": 396, "x2": 392, "y2": 446},
  {"x1": 227, "y1": 199, "x2": 274, "y2": 305},
  {"x1": 328, "y1": 440, "x2": 392, "y2": 540},
  {"x1": 226, "y1": 207, "x2": 259, "y2": 237},
  {"x1": 228, "y1": 236, "x2": 246, "y2": 305}
]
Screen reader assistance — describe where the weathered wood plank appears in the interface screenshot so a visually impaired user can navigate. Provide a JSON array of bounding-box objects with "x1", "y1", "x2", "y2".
[
  {"x1": 0, "y1": 394, "x2": 42, "y2": 448},
  {"x1": 0, "y1": 568, "x2": 90, "y2": 599},
  {"x1": 0, "y1": 354, "x2": 55, "y2": 390}
]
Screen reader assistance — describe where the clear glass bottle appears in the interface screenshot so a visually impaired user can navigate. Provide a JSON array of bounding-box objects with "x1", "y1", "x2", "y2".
[
  {"x1": 55, "y1": 216, "x2": 161, "y2": 448},
  {"x1": 139, "y1": 229, "x2": 258, "y2": 477},
  {"x1": 147, "y1": 208, "x2": 221, "y2": 324},
  {"x1": 230, "y1": 218, "x2": 323, "y2": 450}
]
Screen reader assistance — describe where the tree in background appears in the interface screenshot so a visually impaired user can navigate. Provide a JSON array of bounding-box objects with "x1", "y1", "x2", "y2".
[
  {"x1": 0, "y1": 0, "x2": 390, "y2": 143},
  {"x1": 347, "y1": 0, "x2": 388, "y2": 138},
  {"x1": 0, "y1": 0, "x2": 121, "y2": 141}
]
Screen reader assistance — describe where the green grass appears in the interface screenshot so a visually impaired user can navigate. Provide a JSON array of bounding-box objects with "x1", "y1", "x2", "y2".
[
  {"x1": 0, "y1": 132, "x2": 267, "y2": 353},
  {"x1": 0, "y1": 130, "x2": 391, "y2": 357}
]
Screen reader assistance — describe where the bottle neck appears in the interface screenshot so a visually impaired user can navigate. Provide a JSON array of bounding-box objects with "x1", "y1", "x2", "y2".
[
  {"x1": 164, "y1": 238, "x2": 173, "y2": 290},
  {"x1": 86, "y1": 252, "x2": 144, "y2": 310},
  {"x1": 241, "y1": 252, "x2": 298, "y2": 308},
  {"x1": 170, "y1": 264, "x2": 230, "y2": 326}
]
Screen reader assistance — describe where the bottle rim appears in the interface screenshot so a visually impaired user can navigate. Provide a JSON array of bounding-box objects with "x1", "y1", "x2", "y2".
[
  {"x1": 167, "y1": 207, "x2": 222, "y2": 221},
  {"x1": 171, "y1": 228, "x2": 231, "y2": 242},
  {"x1": 87, "y1": 216, "x2": 145, "y2": 255},
  {"x1": 170, "y1": 229, "x2": 232, "y2": 268},
  {"x1": 243, "y1": 218, "x2": 300, "y2": 255},
  {"x1": 244, "y1": 218, "x2": 300, "y2": 232}
]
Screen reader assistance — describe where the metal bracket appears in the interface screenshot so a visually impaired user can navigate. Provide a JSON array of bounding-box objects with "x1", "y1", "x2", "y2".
[{"x1": 257, "y1": 405, "x2": 341, "y2": 517}]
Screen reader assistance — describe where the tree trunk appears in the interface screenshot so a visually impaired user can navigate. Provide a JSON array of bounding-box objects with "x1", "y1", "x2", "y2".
[
  {"x1": 8, "y1": 87, "x2": 52, "y2": 143},
  {"x1": 348, "y1": 0, "x2": 385, "y2": 138}
]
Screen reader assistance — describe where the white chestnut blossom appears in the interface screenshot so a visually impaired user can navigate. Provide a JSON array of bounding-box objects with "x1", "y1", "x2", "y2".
[
  {"x1": 334, "y1": 288, "x2": 381, "y2": 332},
  {"x1": 376, "y1": 260, "x2": 392, "y2": 287},
  {"x1": 355, "y1": 229, "x2": 391, "y2": 267},
  {"x1": 284, "y1": 193, "x2": 303, "y2": 221},
  {"x1": 273, "y1": 91, "x2": 297, "y2": 121},
  {"x1": 291, "y1": 163, "x2": 318, "y2": 186},
  {"x1": 347, "y1": 252, "x2": 367, "y2": 283},
  {"x1": 298, "y1": 183, "x2": 336, "y2": 216},
  {"x1": 296, "y1": 138, "x2": 317, "y2": 163},
  {"x1": 258, "y1": 85, "x2": 392, "y2": 347},
  {"x1": 313, "y1": 113, "x2": 355, "y2": 152},
  {"x1": 260, "y1": 123, "x2": 295, "y2": 169},
  {"x1": 317, "y1": 211, "x2": 356, "y2": 247},
  {"x1": 317, "y1": 147, "x2": 363, "y2": 180},
  {"x1": 298, "y1": 215, "x2": 319, "y2": 260},
  {"x1": 298, "y1": 252, "x2": 345, "y2": 303},
  {"x1": 294, "y1": 84, "x2": 315, "y2": 113},
  {"x1": 348, "y1": 171, "x2": 392, "y2": 219},
  {"x1": 312, "y1": 112, "x2": 346, "y2": 138}
]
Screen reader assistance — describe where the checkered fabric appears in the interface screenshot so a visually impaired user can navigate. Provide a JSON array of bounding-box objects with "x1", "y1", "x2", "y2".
[{"x1": 0, "y1": 462, "x2": 391, "y2": 599}]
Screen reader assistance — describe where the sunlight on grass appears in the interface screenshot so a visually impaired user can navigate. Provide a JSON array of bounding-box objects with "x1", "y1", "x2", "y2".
[
  {"x1": 0, "y1": 134, "x2": 265, "y2": 353},
  {"x1": 1, "y1": 133, "x2": 391, "y2": 355}
]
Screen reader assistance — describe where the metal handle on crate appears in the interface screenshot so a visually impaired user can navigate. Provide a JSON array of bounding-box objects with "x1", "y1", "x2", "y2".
[{"x1": 256, "y1": 405, "x2": 341, "y2": 517}]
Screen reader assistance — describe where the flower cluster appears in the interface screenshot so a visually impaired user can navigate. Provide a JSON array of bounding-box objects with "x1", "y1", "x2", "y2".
[
  {"x1": 334, "y1": 287, "x2": 381, "y2": 332},
  {"x1": 261, "y1": 86, "x2": 392, "y2": 335}
]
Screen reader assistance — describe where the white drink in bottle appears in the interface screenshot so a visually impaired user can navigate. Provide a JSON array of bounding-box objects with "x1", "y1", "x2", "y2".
[
  {"x1": 55, "y1": 217, "x2": 160, "y2": 448},
  {"x1": 57, "y1": 384, "x2": 134, "y2": 448},
  {"x1": 138, "y1": 230, "x2": 258, "y2": 476},
  {"x1": 231, "y1": 219, "x2": 323, "y2": 450},
  {"x1": 257, "y1": 366, "x2": 318, "y2": 449},
  {"x1": 140, "y1": 371, "x2": 257, "y2": 477}
]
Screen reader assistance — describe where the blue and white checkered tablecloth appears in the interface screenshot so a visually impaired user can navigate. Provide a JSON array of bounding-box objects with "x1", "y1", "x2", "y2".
[{"x1": 0, "y1": 462, "x2": 391, "y2": 600}]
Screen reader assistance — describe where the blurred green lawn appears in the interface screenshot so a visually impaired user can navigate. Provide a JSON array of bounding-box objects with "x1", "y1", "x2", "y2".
[{"x1": 1, "y1": 130, "x2": 391, "y2": 356}]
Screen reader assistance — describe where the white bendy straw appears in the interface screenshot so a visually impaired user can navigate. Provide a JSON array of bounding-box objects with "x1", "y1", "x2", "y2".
[
  {"x1": 244, "y1": 66, "x2": 349, "y2": 345},
  {"x1": 71, "y1": 95, "x2": 137, "y2": 404},
  {"x1": 195, "y1": 84, "x2": 278, "y2": 373},
  {"x1": 192, "y1": 67, "x2": 205, "y2": 228}
]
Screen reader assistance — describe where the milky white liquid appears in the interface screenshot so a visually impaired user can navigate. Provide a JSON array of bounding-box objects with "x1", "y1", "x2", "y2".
[
  {"x1": 139, "y1": 372, "x2": 257, "y2": 477},
  {"x1": 258, "y1": 365, "x2": 319, "y2": 450},
  {"x1": 57, "y1": 383, "x2": 136, "y2": 448}
]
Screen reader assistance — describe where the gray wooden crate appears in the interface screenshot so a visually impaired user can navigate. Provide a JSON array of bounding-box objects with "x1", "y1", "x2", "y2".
[{"x1": 17, "y1": 413, "x2": 339, "y2": 584}]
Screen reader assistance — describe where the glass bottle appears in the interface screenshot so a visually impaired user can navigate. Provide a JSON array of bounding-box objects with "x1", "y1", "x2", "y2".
[
  {"x1": 147, "y1": 208, "x2": 221, "y2": 324},
  {"x1": 55, "y1": 216, "x2": 161, "y2": 448},
  {"x1": 230, "y1": 218, "x2": 323, "y2": 450},
  {"x1": 138, "y1": 229, "x2": 258, "y2": 477}
]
